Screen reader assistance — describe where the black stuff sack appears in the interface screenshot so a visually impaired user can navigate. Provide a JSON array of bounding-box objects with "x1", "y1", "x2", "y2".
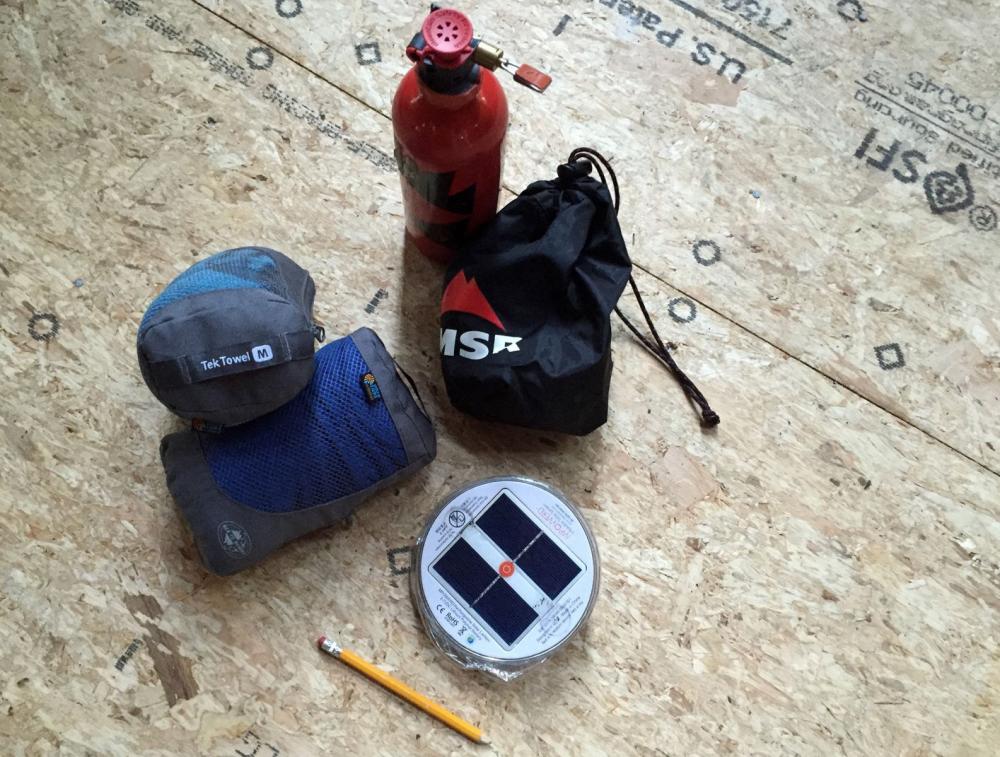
[
  {"x1": 440, "y1": 148, "x2": 720, "y2": 434},
  {"x1": 137, "y1": 247, "x2": 323, "y2": 429}
]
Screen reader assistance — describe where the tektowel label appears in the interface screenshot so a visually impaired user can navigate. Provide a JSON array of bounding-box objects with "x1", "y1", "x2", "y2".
[
  {"x1": 186, "y1": 340, "x2": 284, "y2": 382},
  {"x1": 147, "y1": 330, "x2": 316, "y2": 389}
]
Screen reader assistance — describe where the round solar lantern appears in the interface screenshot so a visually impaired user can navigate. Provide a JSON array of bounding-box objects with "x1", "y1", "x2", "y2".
[{"x1": 412, "y1": 477, "x2": 600, "y2": 680}]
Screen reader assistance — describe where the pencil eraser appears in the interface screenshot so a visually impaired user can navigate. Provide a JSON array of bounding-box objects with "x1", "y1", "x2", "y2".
[{"x1": 317, "y1": 636, "x2": 327, "y2": 648}]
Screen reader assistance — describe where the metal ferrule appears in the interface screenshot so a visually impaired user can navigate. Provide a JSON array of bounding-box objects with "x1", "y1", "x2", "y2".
[{"x1": 319, "y1": 637, "x2": 342, "y2": 656}]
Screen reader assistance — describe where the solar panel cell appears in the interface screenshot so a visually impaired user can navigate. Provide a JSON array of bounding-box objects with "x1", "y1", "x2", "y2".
[
  {"x1": 473, "y1": 579, "x2": 539, "y2": 645},
  {"x1": 476, "y1": 492, "x2": 540, "y2": 557},
  {"x1": 432, "y1": 538, "x2": 497, "y2": 604},
  {"x1": 516, "y1": 533, "x2": 582, "y2": 599}
]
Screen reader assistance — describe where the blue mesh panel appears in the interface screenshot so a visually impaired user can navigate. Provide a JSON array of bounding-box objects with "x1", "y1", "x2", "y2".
[
  {"x1": 140, "y1": 248, "x2": 288, "y2": 331},
  {"x1": 200, "y1": 337, "x2": 408, "y2": 512}
]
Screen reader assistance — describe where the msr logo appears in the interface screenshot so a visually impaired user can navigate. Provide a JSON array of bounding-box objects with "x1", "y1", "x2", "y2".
[
  {"x1": 251, "y1": 344, "x2": 273, "y2": 363},
  {"x1": 440, "y1": 271, "x2": 522, "y2": 359},
  {"x1": 440, "y1": 329, "x2": 521, "y2": 360}
]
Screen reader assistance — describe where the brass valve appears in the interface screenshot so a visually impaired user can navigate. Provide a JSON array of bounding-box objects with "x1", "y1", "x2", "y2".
[{"x1": 473, "y1": 41, "x2": 552, "y2": 93}]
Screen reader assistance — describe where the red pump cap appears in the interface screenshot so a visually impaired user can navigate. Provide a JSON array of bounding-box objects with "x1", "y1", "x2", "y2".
[{"x1": 419, "y1": 8, "x2": 474, "y2": 68}]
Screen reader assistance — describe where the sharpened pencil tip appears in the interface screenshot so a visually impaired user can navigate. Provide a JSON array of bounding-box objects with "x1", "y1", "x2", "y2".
[{"x1": 479, "y1": 736, "x2": 490, "y2": 746}]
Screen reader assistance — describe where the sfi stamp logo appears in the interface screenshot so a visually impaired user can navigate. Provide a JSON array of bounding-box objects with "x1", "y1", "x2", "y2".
[{"x1": 923, "y1": 164, "x2": 975, "y2": 214}]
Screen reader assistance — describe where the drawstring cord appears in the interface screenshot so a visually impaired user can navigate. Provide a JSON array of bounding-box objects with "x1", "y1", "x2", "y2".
[{"x1": 567, "y1": 147, "x2": 721, "y2": 428}]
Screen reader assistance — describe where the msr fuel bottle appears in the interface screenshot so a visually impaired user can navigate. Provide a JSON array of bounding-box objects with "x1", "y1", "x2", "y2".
[{"x1": 392, "y1": 6, "x2": 551, "y2": 264}]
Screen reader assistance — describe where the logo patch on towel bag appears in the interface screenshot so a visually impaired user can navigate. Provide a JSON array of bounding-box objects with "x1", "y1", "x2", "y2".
[
  {"x1": 361, "y1": 372, "x2": 382, "y2": 402},
  {"x1": 217, "y1": 521, "x2": 252, "y2": 557}
]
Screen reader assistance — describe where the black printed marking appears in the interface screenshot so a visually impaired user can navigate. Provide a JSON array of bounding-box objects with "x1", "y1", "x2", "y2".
[
  {"x1": 354, "y1": 41, "x2": 381, "y2": 66},
  {"x1": 853, "y1": 128, "x2": 930, "y2": 187},
  {"x1": 851, "y1": 127, "x2": 1000, "y2": 222},
  {"x1": 104, "y1": 0, "x2": 139, "y2": 15},
  {"x1": 553, "y1": 14, "x2": 572, "y2": 36},
  {"x1": 119, "y1": 6, "x2": 397, "y2": 172},
  {"x1": 28, "y1": 312, "x2": 59, "y2": 341},
  {"x1": 387, "y1": 546, "x2": 411, "y2": 575},
  {"x1": 874, "y1": 343, "x2": 905, "y2": 370},
  {"x1": 693, "y1": 239, "x2": 722, "y2": 266},
  {"x1": 969, "y1": 204, "x2": 998, "y2": 231},
  {"x1": 854, "y1": 80, "x2": 1000, "y2": 161},
  {"x1": 853, "y1": 87, "x2": 941, "y2": 145},
  {"x1": 236, "y1": 730, "x2": 280, "y2": 757},
  {"x1": 660, "y1": 0, "x2": 792, "y2": 65},
  {"x1": 114, "y1": 638, "x2": 143, "y2": 671},
  {"x1": 246, "y1": 46, "x2": 274, "y2": 71},
  {"x1": 144, "y1": 15, "x2": 252, "y2": 85},
  {"x1": 262, "y1": 85, "x2": 396, "y2": 172},
  {"x1": 713, "y1": 0, "x2": 795, "y2": 40},
  {"x1": 189, "y1": 38, "x2": 252, "y2": 85},
  {"x1": 593, "y1": 2, "x2": 746, "y2": 82},
  {"x1": 668, "y1": 297, "x2": 697, "y2": 323},
  {"x1": 837, "y1": 0, "x2": 868, "y2": 21},
  {"x1": 923, "y1": 163, "x2": 974, "y2": 215},
  {"x1": 146, "y1": 14, "x2": 182, "y2": 41},
  {"x1": 275, "y1": 0, "x2": 302, "y2": 19},
  {"x1": 364, "y1": 288, "x2": 388, "y2": 314}
]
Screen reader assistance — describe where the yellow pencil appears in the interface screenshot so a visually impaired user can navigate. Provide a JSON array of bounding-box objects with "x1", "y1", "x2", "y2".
[{"x1": 317, "y1": 636, "x2": 488, "y2": 745}]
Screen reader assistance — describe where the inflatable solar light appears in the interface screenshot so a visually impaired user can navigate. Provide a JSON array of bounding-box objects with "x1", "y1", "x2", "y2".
[{"x1": 412, "y1": 477, "x2": 600, "y2": 680}]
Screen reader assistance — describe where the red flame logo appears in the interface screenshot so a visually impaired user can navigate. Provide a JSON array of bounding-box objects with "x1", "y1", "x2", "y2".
[{"x1": 440, "y1": 271, "x2": 505, "y2": 331}]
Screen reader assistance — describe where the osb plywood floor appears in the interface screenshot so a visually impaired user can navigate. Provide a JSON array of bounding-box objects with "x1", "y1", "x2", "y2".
[{"x1": 1, "y1": 0, "x2": 998, "y2": 755}]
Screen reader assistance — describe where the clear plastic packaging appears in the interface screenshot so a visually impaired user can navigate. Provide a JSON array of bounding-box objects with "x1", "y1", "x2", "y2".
[{"x1": 411, "y1": 476, "x2": 600, "y2": 681}]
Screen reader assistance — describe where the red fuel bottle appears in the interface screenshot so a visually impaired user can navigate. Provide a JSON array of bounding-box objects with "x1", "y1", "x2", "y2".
[{"x1": 393, "y1": 7, "x2": 551, "y2": 263}]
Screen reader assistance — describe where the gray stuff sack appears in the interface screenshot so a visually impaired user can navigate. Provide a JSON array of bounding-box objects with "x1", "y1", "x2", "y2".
[
  {"x1": 137, "y1": 247, "x2": 322, "y2": 428},
  {"x1": 160, "y1": 327, "x2": 437, "y2": 575}
]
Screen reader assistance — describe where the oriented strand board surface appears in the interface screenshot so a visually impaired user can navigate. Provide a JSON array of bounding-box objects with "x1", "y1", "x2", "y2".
[
  {"x1": 0, "y1": 1, "x2": 997, "y2": 756},
  {"x1": 206, "y1": 0, "x2": 1000, "y2": 472}
]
